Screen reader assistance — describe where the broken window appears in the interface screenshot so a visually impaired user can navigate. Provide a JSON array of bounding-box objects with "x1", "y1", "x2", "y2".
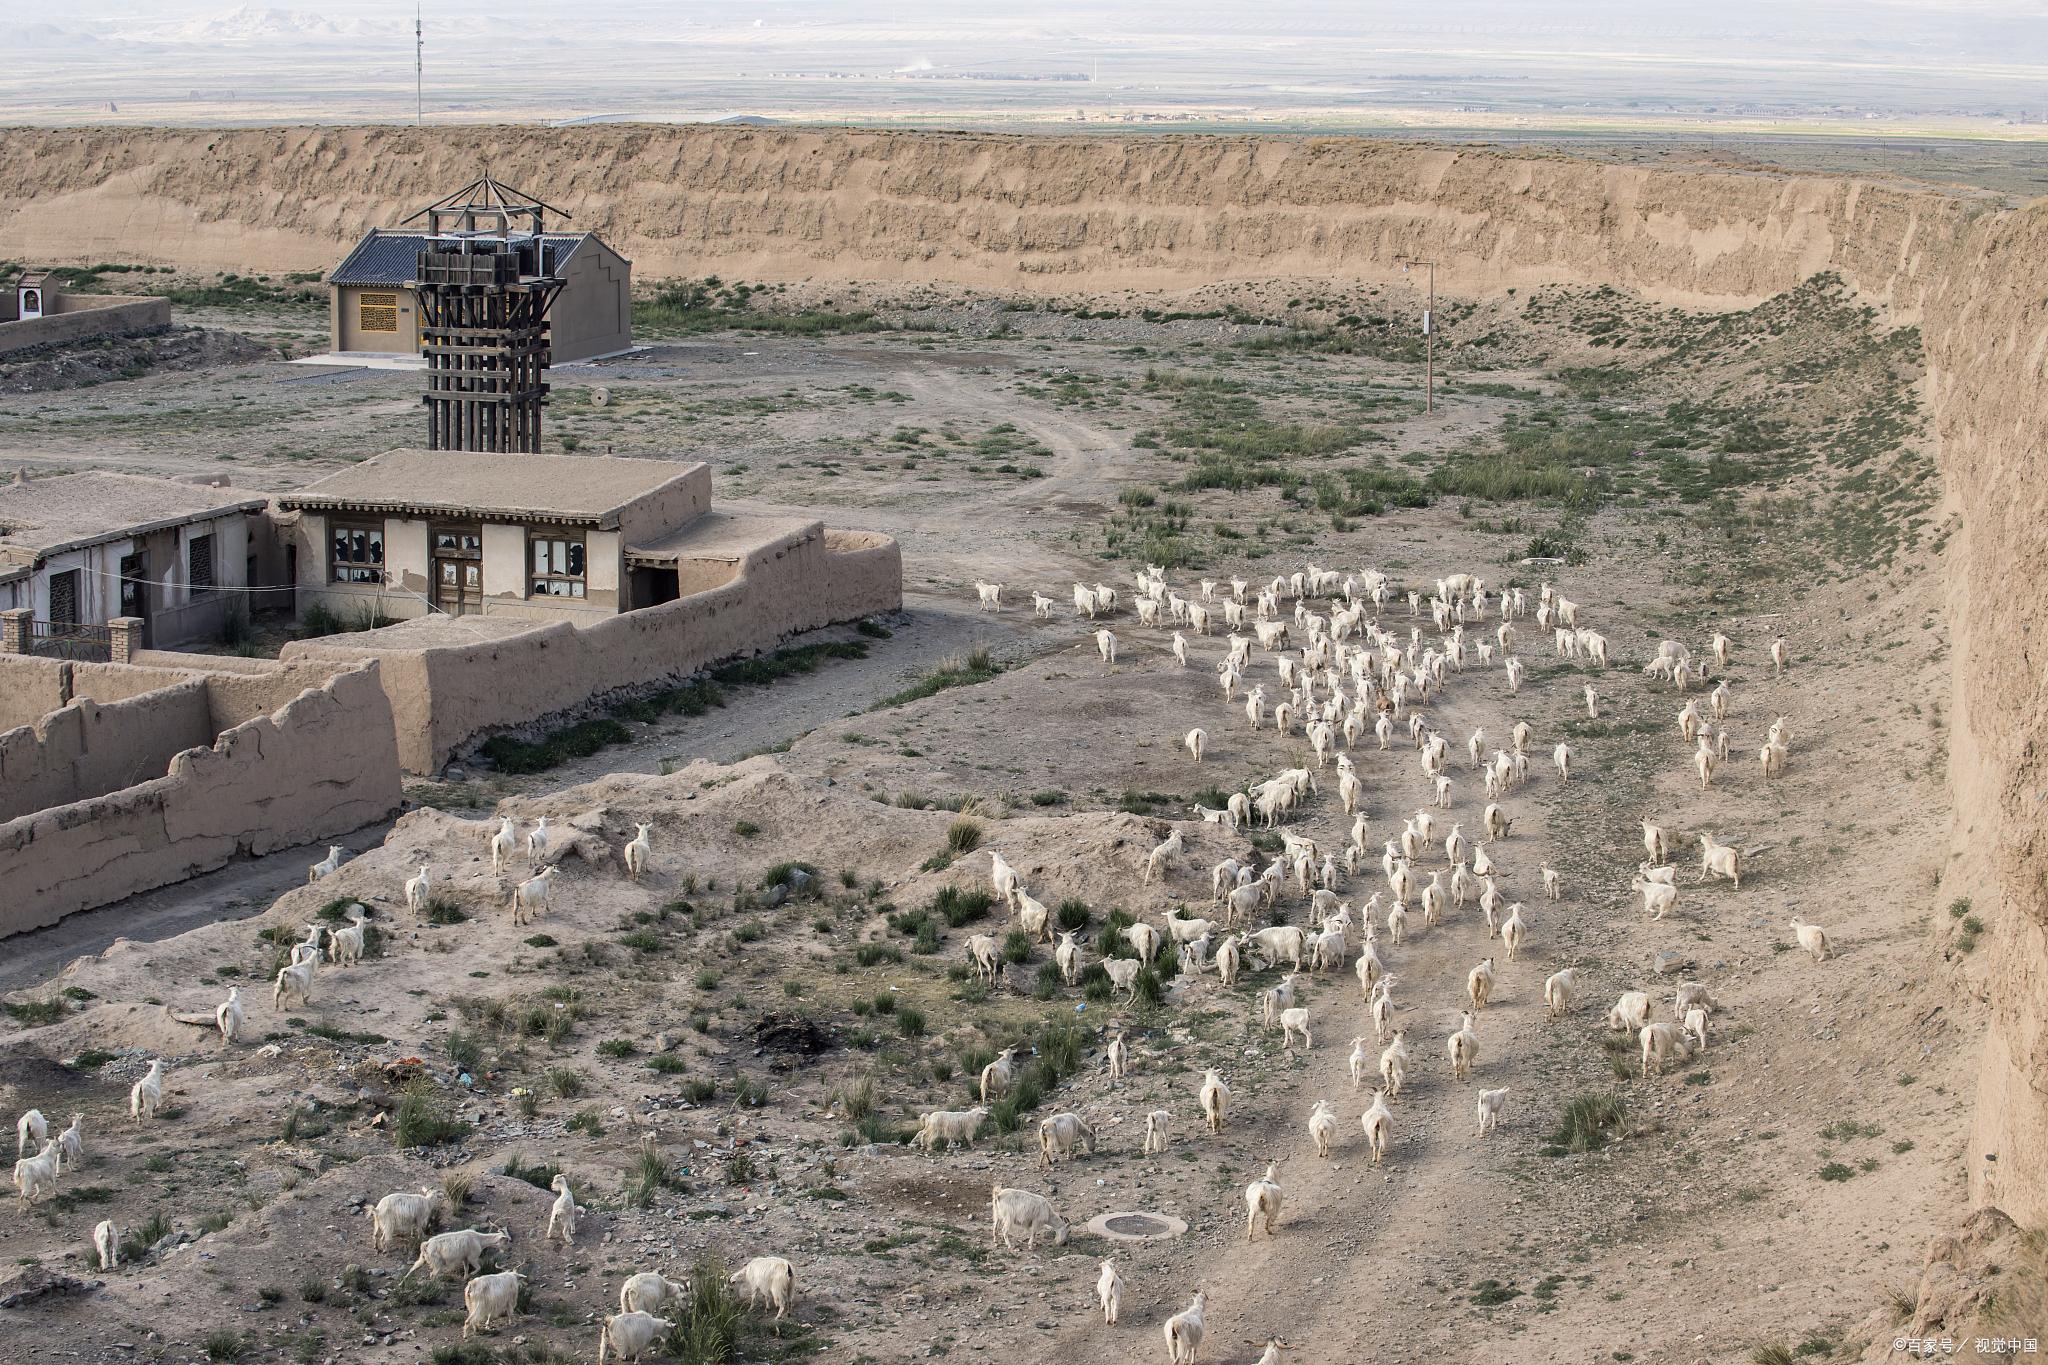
[
  {"x1": 331, "y1": 520, "x2": 385, "y2": 584},
  {"x1": 528, "y1": 532, "x2": 587, "y2": 599}
]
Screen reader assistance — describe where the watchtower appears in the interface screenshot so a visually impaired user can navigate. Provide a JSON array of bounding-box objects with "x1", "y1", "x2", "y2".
[{"x1": 407, "y1": 176, "x2": 567, "y2": 453}]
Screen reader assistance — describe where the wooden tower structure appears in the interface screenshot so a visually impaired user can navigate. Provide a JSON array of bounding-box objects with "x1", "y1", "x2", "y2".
[{"x1": 407, "y1": 176, "x2": 567, "y2": 452}]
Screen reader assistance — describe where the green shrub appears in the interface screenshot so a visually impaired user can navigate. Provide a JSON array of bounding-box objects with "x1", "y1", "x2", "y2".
[
  {"x1": 1548, "y1": 1092, "x2": 1626, "y2": 1153},
  {"x1": 392, "y1": 1081, "x2": 469, "y2": 1149}
]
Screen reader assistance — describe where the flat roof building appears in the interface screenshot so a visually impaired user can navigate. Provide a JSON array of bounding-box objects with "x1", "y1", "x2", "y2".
[
  {"x1": 0, "y1": 470, "x2": 266, "y2": 652},
  {"x1": 278, "y1": 448, "x2": 710, "y2": 622}
]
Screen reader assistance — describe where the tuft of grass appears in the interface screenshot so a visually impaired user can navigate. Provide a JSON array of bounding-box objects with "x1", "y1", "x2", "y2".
[
  {"x1": 667, "y1": 1254, "x2": 744, "y2": 1365},
  {"x1": 1549, "y1": 1093, "x2": 1627, "y2": 1153},
  {"x1": 3, "y1": 998, "x2": 66, "y2": 1026},
  {"x1": 877, "y1": 649, "x2": 1000, "y2": 708},
  {"x1": 393, "y1": 1080, "x2": 469, "y2": 1149},
  {"x1": 946, "y1": 817, "x2": 984, "y2": 855},
  {"x1": 440, "y1": 1172, "x2": 473, "y2": 1209},
  {"x1": 501, "y1": 1153, "x2": 561, "y2": 1191},
  {"x1": 544, "y1": 1066, "x2": 586, "y2": 1099},
  {"x1": 203, "y1": 1331, "x2": 248, "y2": 1362},
  {"x1": 1751, "y1": 1347, "x2": 1797, "y2": 1365}
]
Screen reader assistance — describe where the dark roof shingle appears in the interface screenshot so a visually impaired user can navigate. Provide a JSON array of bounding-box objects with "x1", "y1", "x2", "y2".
[{"x1": 327, "y1": 230, "x2": 588, "y2": 287}]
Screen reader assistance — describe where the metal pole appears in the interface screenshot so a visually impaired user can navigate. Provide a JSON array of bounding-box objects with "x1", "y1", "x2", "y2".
[
  {"x1": 1426, "y1": 261, "x2": 1435, "y2": 415},
  {"x1": 416, "y1": 4, "x2": 423, "y2": 126}
]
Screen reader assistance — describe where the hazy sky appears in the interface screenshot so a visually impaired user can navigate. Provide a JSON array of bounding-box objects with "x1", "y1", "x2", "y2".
[{"x1": 8, "y1": 1, "x2": 2047, "y2": 127}]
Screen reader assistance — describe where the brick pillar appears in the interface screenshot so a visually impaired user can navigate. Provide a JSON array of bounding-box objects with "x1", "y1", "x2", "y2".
[
  {"x1": 0, "y1": 607, "x2": 30, "y2": 655},
  {"x1": 108, "y1": 616, "x2": 143, "y2": 665}
]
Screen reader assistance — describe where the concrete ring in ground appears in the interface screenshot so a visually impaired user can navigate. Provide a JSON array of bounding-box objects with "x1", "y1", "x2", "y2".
[{"x1": 1083, "y1": 1210, "x2": 1188, "y2": 1242}]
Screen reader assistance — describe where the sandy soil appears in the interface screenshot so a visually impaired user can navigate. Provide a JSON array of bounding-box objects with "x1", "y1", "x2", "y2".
[{"x1": 0, "y1": 284, "x2": 1980, "y2": 1365}]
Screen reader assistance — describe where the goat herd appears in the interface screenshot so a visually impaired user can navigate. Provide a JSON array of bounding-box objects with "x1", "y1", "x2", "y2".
[
  {"x1": 961, "y1": 565, "x2": 1814, "y2": 1362},
  {"x1": 4, "y1": 558, "x2": 1813, "y2": 1365}
]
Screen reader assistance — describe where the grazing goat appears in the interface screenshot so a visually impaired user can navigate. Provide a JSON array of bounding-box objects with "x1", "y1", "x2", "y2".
[
  {"x1": 1683, "y1": 1006, "x2": 1710, "y2": 1053},
  {"x1": 371, "y1": 1188, "x2": 444, "y2": 1252},
  {"x1": 1185, "y1": 727, "x2": 1207, "y2": 763},
  {"x1": 730, "y1": 1255, "x2": 798, "y2": 1318},
  {"x1": 1308, "y1": 1099, "x2": 1339, "y2": 1158},
  {"x1": 1476, "y1": 1087, "x2": 1511, "y2": 1136},
  {"x1": 1095, "y1": 628, "x2": 1118, "y2": 670},
  {"x1": 620, "y1": 1272, "x2": 691, "y2": 1316},
  {"x1": 1143, "y1": 1110, "x2": 1170, "y2": 1155},
  {"x1": 1143, "y1": 830, "x2": 1185, "y2": 885},
  {"x1": 1541, "y1": 866, "x2": 1561, "y2": 901},
  {"x1": 968, "y1": 934, "x2": 1003, "y2": 988},
  {"x1": 527, "y1": 816, "x2": 551, "y2": 863},
  {"x1": 1771, "y1": 636, "x2": 1788, "y2": 676},
  {"x1": 1037, "y1": 1112, "x2": 1096, "y2": 1167},
  {"x1": 462, "y1": 1270, "x2": 525, "y2": 1339},
  {"x1": 913, "y1": 1107, "x2": 989, "y2": 1154},
  {"x1": 1640, "y1": 1021, "x2": 1683, "y2": 1077},
  {"x1": 1607, "y1": 992, "x2": 1651, "y2": 1033},
  {"x1": 974, "y1": 581, "x2": 1002, "y2": 611},
  {"x1": 979, "y1": 1047, "x2": 1020, "y2": 1102},
  {"x1": 988, "y1": 851, "x2": 1021, "y2": 909},
  {"x1": 403, "y1": 1228, "x2": 512, "y2": 1284},
  {"x1": 990, "y1": 1186, "x2": 1069, "y2": 1250},
  {"x1": 598, "y1": 1311, "x2": 676, "y2": 1364},
  {"x1": 1244, "y1": 1164, "x2": 1283, "y2": 1239}
]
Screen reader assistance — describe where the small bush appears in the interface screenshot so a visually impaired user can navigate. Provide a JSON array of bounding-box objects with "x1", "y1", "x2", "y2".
[
  {"x1": 501, "y1": 1154, "x2": 561, "y2": 1190},
  {"x1": 897, "y1": 1007, "x2": 927, "y2": 1038},
  {"x1": 203, "y1": 1332, "x2": 247, "y2": 1362},
  {"x1": 667, "y1": 1254, "x2": 744, "y2": 1365},
  {"x1": 392, "y1": 1081, "x2": 469, "y2": 1149},
  {"x1": 1549, "y1": 1092, "x2": 1626, "y2": 1153},
  {"x1": 947, "y1": 817, "x2": 984, "y2": 854},
  {"x1": 596, "y1": 1038, "x2": 636, "y2": 1059},
  {"x1": 930, "y1": 886, "x2": 994, "y2": 928}
]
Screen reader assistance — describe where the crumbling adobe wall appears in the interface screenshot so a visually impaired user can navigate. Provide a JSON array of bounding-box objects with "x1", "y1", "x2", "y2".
[
  {"x1": 0, "y1": 662, "x2": 403, "y2": 938},
  {"x1": 285, "y1": 522, "x2": 902, "y2": 773},
  {"x1": 0, "y1": 678, "x2": 213, "y2": 822}
]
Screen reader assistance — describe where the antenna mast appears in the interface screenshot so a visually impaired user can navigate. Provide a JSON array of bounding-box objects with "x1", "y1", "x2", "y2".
[{"x1": 415, "y1": 4, "x2": 423, "y2": 126}]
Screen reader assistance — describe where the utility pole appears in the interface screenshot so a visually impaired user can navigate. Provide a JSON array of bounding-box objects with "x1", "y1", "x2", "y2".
[
  {"x1": 1400, "y1": 257, "x2": 1438, "y2": 414},
  {"x1": 416, "y1": 4, "x2": 424, "y2": 126}
]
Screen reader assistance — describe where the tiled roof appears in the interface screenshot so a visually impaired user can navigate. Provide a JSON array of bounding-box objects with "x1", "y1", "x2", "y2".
[{"x1": 327, "y1": 231, "x2": 588, "y2": 287}]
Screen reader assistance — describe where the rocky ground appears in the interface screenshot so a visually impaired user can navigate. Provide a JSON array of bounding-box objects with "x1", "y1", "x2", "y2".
[{"x1": 0, "y1": 279, "x2": 1996, "y2": 1364}]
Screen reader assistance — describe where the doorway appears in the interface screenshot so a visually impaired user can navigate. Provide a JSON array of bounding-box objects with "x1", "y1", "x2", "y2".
[
  {"x1": 430, "y1": 524, "x2": 483, "y2": 616},
  {"x1": 118, "y1": 551, "x2": 150, "y2": 645}
]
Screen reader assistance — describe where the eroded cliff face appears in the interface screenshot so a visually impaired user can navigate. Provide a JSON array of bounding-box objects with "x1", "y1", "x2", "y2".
[{"x1": 2, "y1": 122, "x2": 2045, "y2": 1223}]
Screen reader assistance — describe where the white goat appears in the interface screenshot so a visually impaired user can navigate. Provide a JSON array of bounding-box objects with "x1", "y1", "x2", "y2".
[
  {"x1": 1165, "y1": 1291, "x2": 1208, "y2": 1365},
  {"x1": 546, "y1": 1174, "x2": 579, "y2": 1244},
  {"x1": 130, "y1": 1059, "x2": 164, "y2": 1121},
  {"x1": 624, "y1": 824, "x2": 654, "y2": 881},
  {"x1": 729, "y1": 1255, "x2": 797, "y2": 1318},
  {"x1": 1361, "y1": 1088, "x2": 1394, "y2": 1165},
  {"x1": 1199, "y1": 1069, "x2": 1231, "y2": 1133},
  {"x1": 1244, "y1": 1163, "x2": 1283, "y2": 1239},
  {"x1": 1475, "y1": 1086, "x2": 1511, "y2": 1136},
  {"x1": 1097, "y1": 1258, "x2": 1124, "y2": 1324}
]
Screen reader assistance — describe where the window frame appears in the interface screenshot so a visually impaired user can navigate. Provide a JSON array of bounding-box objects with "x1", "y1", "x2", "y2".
[
  {"x1": 186, "y1": 532, "x2": 215, "y2": 591},
  {"x1": 329, "y1": 518, "x2": 386, "y2": 585},
  {"x1": 357, "y1": 291, "x2": 400, "y2": 333},
  {"x1": 526, "y1": 528, "x2": 588, "y2": 600}
]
